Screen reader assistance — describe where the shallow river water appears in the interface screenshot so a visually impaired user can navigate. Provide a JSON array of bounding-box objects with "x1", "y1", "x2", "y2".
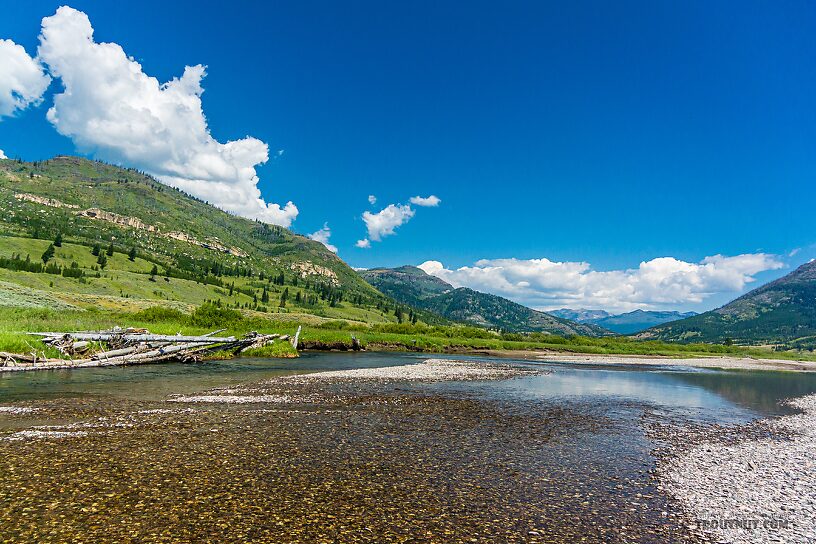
[{"x1": 1, "y1": 352, "x2": 815, "y2": 543}]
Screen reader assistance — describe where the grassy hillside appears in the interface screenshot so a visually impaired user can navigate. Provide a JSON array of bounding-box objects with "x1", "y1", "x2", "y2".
[
  {"x1": 360, "y1": 265, "x2": 611, "y2": 336},
  {"x1": 0, "y1": 156, "x2": 418, "y2": 327},
  {"x1": 641, "y1": 261, "x2": 816, "y2": 348}
]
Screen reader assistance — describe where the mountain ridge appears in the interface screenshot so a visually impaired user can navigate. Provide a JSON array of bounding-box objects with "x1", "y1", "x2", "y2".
[
  {"x1": 551, "y1": 308, "x2": 698, "y2": 334},
  {"x1": 359, "y1": 265, "x2": 611, "y2": 336}
]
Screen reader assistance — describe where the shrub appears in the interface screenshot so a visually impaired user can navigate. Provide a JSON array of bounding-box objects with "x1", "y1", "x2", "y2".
[
  {"x1": 189, "y1": 302, "x2": 243, "y2": 328},
  {"x1": 131, "y1": 306, "x2": 187, "y2": 323}
]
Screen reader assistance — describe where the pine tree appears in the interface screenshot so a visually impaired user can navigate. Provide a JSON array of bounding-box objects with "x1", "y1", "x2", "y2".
[
  {"x1": 54, "y1": 233, "x2": 63, "y2": 247},
  {"x1": 41, "y1": 244, "x2": 55, "y2": 264},
  {"x1": 128, "y1": 247, "x2": 137, "y2": 261},
  {"x1": 91, "y1": 244, "x2": 101, "y2": 256},
  {"x1": 97, "y1": 253, "x2": 107, "y2": 269},
  {"x1": 261, "y1": 286, "x2": 269, "y2": 304},
  {"x1": 279, "y1": 287, "x2": 289, "y2": 308},
  {"x1": 106, "y1": 243, "x2": 114, "y2": 257},
  {"x1": 150, "y1": 264, "x2": 158, "y2": 277}
]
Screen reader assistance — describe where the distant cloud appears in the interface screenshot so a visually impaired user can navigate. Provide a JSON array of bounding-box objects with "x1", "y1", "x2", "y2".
[
  {"x1": 32, "y1": 7, "x2": 298, "y2": 227},
  {"x1": 277, "y1": 149, "x2": 284, "y2": 157},
  {"x1": 419, "y1": 253, "x2": 784, "y2": 313},
  {"x1": 0, "y1": 39, "x2": 51, "y2": 119},
  {"x1": 789, "y1": 248, "x2": 801, "y2": 257},
  {"x1": 410, "y1": 195, "x2": 441, "y2": 207},
  {"x1": 307, "y1": 223, "x2": 337, "y2": 253},
  {"x1": 362, "y1": 203, "x2": 415, "y2": 243},
  {"x1": 357, "y1": 194, "x2": 440, "y2": 247},
  {"x1": 0, "y1": 149, "x2": 6, "y2": 160}
]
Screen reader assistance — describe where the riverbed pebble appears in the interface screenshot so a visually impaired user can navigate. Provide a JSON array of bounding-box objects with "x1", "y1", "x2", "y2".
[{"x1": 657, "y1": 394, "x2": 816, "y2": 544}]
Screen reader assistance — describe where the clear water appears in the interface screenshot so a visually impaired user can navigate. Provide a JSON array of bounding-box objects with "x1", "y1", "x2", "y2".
[{"x1": 2, "y1": 351, "x2": 814, "y2": 422}]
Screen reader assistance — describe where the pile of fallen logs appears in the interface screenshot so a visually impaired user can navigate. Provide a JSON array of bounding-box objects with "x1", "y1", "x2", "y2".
[{"x1": 0, "y1": 327, "x2": 293, "y2": 372}]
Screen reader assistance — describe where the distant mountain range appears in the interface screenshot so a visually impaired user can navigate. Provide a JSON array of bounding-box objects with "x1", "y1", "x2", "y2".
[
  {"x1": 359, "y1": 266, "x2": 611, "y2": 336},
  {"x1": 549, "y1": 309, "x2": 612, "y2": 322},
  {"x1": 550, "y1": 308, "x2": 697, "y2": 334},
  {"x1": 641, "y1": 260, "x2": 816, "y2": 347}
]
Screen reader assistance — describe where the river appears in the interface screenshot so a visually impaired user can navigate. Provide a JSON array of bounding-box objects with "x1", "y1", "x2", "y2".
[{"x1": 1, "y1": 352, "x2": 814, "y2": 542}]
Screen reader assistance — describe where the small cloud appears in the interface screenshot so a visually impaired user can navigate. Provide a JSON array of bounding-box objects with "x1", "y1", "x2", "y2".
[
  {"x1": 361, "y1": 204, "x2": 415, "y2": 242},
  {"x1": 307, "y1": 223, "x2": 337, "y2": 253},
  {"x1": 789, "y1": 248, "x2": 801, "y2": 257},
  {"x1": 0, "y1": 149, "x2": 6, "y2": 160},
  {"x1": 368, "y1": 195, "x2": 377, "y2": 205},
  {"x1": 409, "y1": 195, "x2": 441, "y2": 207},
  {"x1": 277, "y1": 149, "x2": 284, "y2": 156},
  {"x1": 355, "y1": 239, "x2": 371, "y2": 249}
]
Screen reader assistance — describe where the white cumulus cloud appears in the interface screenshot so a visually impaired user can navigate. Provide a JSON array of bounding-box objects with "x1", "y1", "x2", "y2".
[
  {"x1": 418, "y1": 253, "x2": 784, "y2": 313},
  {"x1": 0, "y1": 38, "x2": 51, "y2": 119},
  {"x1": 0, "y1": 149, "x2": 6, "y2": 160},
  {"x1": 308, "y1": 223, "x2": 337, "y2": 253},
  {"x1": 409, "y1": 195, "x2": 441, "y2": 207},
  {"x1": 34, "y1": 6, "x2": 297, "y2": 227},
  {"x1": 355, "y1": 238, "x2": 372, "y2": 249},
  {"x1": 362, "y1": 203, "x2": 415, "y2": 242}
]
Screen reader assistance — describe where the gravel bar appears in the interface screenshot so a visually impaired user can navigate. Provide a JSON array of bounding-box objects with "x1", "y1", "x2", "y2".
[{"x1": 656, "y1": 393, "x2": 816, "y2": 543}]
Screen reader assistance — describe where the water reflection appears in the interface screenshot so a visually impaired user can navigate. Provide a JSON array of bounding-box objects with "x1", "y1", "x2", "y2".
[{"x1": 3, "y1": 352, "x2": 816, "y2": 423}]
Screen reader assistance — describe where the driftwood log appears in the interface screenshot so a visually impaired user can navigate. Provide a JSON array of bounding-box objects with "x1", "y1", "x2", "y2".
[{"x1": 0, "y1": 328, "x2": 292, "y2": 372}]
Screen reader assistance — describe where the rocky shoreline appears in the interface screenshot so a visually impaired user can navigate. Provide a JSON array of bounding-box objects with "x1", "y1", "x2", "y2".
[{"x1": 651, "y1": 394, "x2": 816, "y2": 544}]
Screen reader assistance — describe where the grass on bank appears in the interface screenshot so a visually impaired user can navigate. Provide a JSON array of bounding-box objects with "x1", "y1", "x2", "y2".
[{"x1": 0, "y1": 304, "x2": 814, "y2": 362}]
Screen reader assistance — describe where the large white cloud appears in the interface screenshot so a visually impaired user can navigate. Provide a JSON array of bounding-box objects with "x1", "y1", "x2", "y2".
[
  {"x1": 0, "y1": 39, "x2": 51, "y2": 119},
  {"x1": 35, "y1": 7, "x2": 297, "y2": 227},
  {"x1": 308, "y1": 223, "x2": 337, "y2": 253},
  {"x1": 419, "y1": 253, "x2": 785, "y2": 313}
]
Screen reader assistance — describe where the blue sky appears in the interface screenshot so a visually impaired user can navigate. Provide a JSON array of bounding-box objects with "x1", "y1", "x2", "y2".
[{"x1": 1, "y1": 1, "x2": 815, "y2": 313}]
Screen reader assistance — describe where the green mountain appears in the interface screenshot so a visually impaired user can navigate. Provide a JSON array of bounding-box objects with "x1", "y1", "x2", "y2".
[
  {"x1": 640, "y1": 261, "x2": 816, "y2": 346},
  {"x1": 0, "y1": 156, "x2": 406, "y2": 323},
  {"x1": 359, "y1": 266, "x2": 610, "y2": 336}
]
